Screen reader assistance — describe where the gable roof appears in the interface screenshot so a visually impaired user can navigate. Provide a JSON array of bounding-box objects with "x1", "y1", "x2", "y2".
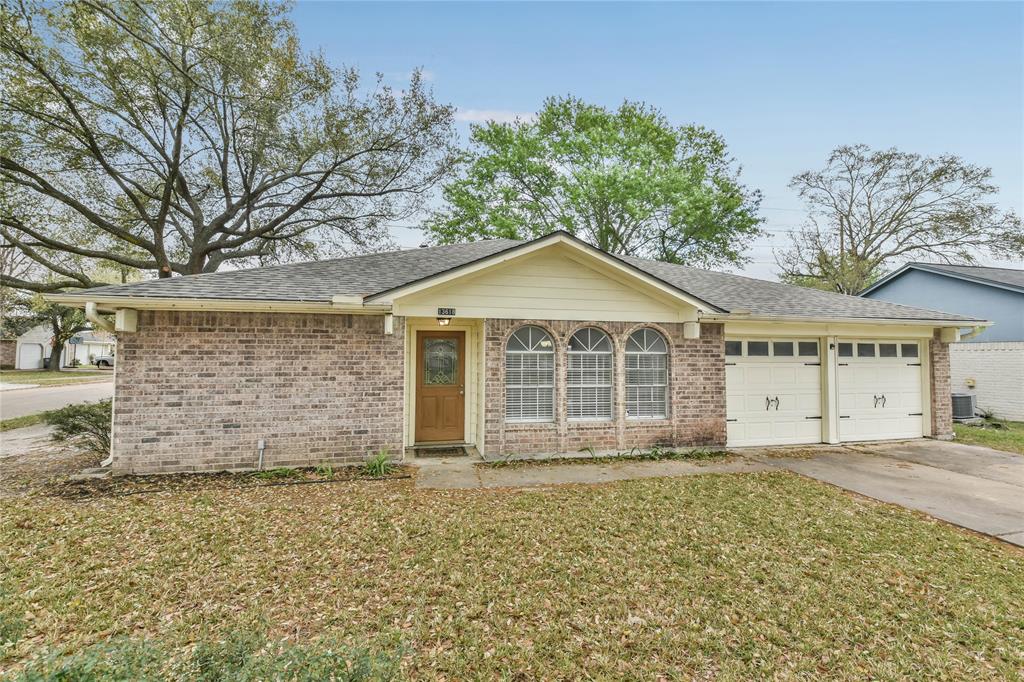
[
  {"x1": 860, "y1": 262, "x2": 1024, "y2": 297},
  {"x1": 48, "y1": 232, "x2": 983, "y2": 324}
]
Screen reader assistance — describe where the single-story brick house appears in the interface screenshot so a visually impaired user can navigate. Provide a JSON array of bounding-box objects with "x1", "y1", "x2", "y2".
[{"x1": 50, "y1": 232, "x2": 987, "y2": 475}]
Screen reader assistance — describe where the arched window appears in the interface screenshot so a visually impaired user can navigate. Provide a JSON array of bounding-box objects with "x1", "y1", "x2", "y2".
[
  {"x1": 626, "y1": 328, "x2": 668, "y2": 419},
  {"x1": 567, "y1": 327, "x2": 613, "y2": 420},
  {"x1": 505, "y1": 326, "x2": 555, "y2": 422}
]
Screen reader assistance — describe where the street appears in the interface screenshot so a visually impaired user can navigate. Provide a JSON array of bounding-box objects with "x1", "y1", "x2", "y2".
[{"x1": 0, "y1": 381, "x2": 114, "y2": 420}]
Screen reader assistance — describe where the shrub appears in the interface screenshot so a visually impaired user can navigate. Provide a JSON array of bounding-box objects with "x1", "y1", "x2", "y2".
[
  {"x1": 363, "y1": 449, "x2": 392, "y2": 477},
  {"x1": 45, "y1": 399, "x2": 112, "y2": 454}
]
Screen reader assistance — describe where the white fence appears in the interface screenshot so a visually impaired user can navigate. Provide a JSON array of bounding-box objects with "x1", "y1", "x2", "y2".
[{"x1": 950, "y1": 342, "x2": 1024, "y2": 422}]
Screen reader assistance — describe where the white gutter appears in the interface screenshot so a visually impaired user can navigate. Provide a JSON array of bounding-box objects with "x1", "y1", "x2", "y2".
[
  {"x1": 699, "y1": 312, "x2": 992, "y2": 328},
  {"x1": 46, "y1": 293, "x2": 391, "y2": 315},
  {"x1": 85, "y1": 302, "x2": 115, "y2": 332}
]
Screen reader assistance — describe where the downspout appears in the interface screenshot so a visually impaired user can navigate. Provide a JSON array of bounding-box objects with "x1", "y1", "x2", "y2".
[
  {"x1": 85, "y1": 302, "x2": 115, "y2": 333},
  {"x1": 959, "y1": 325, "x2": 986, "y2": 342},
  {"x1": 85, "y1": 303, "x2": 115, "y2": 467}
]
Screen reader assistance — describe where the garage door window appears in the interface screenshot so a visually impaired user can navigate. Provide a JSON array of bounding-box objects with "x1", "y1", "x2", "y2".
[
  {"x1": 901, "y1": 343, "x2": 919, "y2": 358},
  {"x1": 626, "y1": 328, "x2": 668, "y2": 419},
  {"x1": 747, "y1": 341, "x2": 769, "y2": 356},
  {"x1": 773, "y1": 341, "x2": 794, "y2": 356},
  {"x1": 725, "y1": 340, "x2": 742, "y2": 356},
  {"x1": 857, "y1": 343, "x2": 875, "y2": 357},
  {"x1": 879, "y1": 343, "x2": 898, "y2": 357},
  {"x1": 838, "y1": 343, "x2": 853, "y2": 357},
  {"x1": 798, "y1": 341, "x2": 818, "y2": 357}
]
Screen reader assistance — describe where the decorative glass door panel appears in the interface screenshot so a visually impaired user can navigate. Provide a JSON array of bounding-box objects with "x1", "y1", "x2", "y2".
[{"x1": 416, "y1": 332, "x2": 465, "y2": 442}]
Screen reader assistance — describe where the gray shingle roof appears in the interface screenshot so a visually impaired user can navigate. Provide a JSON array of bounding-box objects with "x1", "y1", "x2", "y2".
[
  {"x1": 70, "y1": 239, "x2": 522, "y2": 302},
  {"x1": 60, "y1": 234, "x2": 981, "y2": 322},
  {"x1": 904, "y1": 262, "x2": 1024, "y2": 292}
]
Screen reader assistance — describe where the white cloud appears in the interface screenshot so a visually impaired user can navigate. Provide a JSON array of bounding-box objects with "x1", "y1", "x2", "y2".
[{"x1": 455, "y1": 109, "x2": 537, "y2": 124}]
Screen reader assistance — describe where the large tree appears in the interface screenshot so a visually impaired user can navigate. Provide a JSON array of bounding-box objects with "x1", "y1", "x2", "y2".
[
  {"x1": 0, "y1": 0, "x2": 458, "y2": 292},
  {"x1": 424, "y1": 96, "x2": 764, "y2": 268},
  {"x1": 778, "y1": 144, "x2": 1023, "y2": 294}
]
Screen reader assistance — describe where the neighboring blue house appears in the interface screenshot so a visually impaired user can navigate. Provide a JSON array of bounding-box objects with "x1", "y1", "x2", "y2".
[
  {"x1": 860, "y1": 263, "x2": 1024, "y2": 342},
  {"x1": 861, "y1": 263, "x2": 1024, "y2": 421}
]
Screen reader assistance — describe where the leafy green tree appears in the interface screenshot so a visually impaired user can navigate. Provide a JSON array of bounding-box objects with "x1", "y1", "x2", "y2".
[
  {"x1": 30, "y1": 297, "x2": 88, "y2": 372},
  {"x1": 779, "y1": 145, "x2": 1023, "y2": 294},
  {"x1": 425, "y1": 96, "x2": 763, "y2": 268},
  {"x1": 0, "y1": 0, "x2": 457, "y2": 293}
]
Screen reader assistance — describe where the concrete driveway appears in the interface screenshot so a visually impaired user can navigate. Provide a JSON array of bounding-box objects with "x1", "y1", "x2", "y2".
[
  {"x1": 0, "y1": 381, "x2": 113, "y2": 419},
  {"x1": 753, "y1": 440, "x2": 1024, "y2": 547}
]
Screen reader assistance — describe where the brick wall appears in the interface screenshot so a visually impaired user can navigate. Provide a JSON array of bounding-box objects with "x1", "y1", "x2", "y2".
[
  {"x1": 949, "y1": 341, "x2": 1024, "y2": 421},
  {"x1": 0, "y1": 340, "x2": 14, "y2": 369},
  {"x1": 483, "y1": 319, "x2": 726, "y2": 459},
  {"x1": 112, "y1": 311, "x2": 405, "y2": 474},
  {"x1": 929, "y1": 331, "x2": 953, "y2": 439}
]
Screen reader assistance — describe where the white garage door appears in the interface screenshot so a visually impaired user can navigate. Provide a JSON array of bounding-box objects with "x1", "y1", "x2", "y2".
[
  {"x1": 837, "y1": 340, "x2": 923, "y2": 441},
  {"x1": 726, "y1": 338, "x2": 823, "y2": 447},
  {"x1": 18, "y1": 343, "x2": 43, "y2": 369}
]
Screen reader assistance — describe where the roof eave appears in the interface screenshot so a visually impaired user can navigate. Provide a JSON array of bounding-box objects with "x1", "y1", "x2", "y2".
[
  {"x1": 45, "y1": 292, "x2": 390, "y2": 315},
  {"x1": 860, "y1": 263, "x2": 1024, "y2": 296},
  {"x1": 699, "y1": 312, "x2": 991, "y2": 327}
]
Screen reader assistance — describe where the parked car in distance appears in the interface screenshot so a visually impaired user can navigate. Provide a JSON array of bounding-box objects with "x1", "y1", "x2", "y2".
[{"x1": 94, "y1": 352, "x2": 115, "y2": 368}]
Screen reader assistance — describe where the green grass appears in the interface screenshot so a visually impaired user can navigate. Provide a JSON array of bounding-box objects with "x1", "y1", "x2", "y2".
[
  {"x1": 954, "y1": 420, "x2": 1024, "y2": 455},
  {"x1": 0, "y1": 413, "x2": 48, "y2": 432},
  {"x1": 2, "y1": 473, "x2": 1021, "y2": 679},
  {"x1": 0, "y1": 369, "x2": 111, "y2": 387}
]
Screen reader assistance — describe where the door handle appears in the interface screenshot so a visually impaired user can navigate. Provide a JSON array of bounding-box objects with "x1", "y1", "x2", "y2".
[
  {"x1": 765, "y1": 396, "x2": 771, "y2": 411},
  {"x1": 773, "y1": 396, "x2": 780, "y2": 410},
  {"x1": 459, "y1": 385, "x2": 464, "y2": 396}
]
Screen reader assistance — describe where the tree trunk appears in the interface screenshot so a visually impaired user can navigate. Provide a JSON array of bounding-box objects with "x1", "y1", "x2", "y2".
[{"x1": 46, "y1": 339, "x2": 63, "y2": 372}]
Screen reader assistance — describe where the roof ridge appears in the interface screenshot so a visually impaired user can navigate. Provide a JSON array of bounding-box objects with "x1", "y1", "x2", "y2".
[
  {"x1": 82, "y1": 239, "x2": 523, "y2": 294},
  {"x1": 913, "y1": 261, "x2": 1024, "y2": 273}
]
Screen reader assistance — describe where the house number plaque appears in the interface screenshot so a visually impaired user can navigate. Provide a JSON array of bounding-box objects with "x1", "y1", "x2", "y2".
[{"x1": 437, "y1": 307, "x2": 456, "y2": 316}]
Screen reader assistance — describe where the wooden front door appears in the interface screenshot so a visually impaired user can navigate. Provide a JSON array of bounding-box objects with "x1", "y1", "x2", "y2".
[{"x1": 415, "y1": 331, "x2": 465, "y2": 442}]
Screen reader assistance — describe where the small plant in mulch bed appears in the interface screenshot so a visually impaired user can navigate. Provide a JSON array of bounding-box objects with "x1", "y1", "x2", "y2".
[
  {"x1": 45, "y1": 399, "x2": 112, "y2": 454},
  {"x1": 483, "y1": 445, "x2": 730, "y2": 468},
  {"x1": 363, "y1": 449, "x2": 393, "y2": 478},
  {"x1": 251, "y1": 467, "x2": 303, "y2": 481}
]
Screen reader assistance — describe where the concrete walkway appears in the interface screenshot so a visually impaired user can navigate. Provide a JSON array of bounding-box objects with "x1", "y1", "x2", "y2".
[
  {"x1": 749, "y1": 440, "x2": 1024, "y2": 547},
  {"x1": 412, "y1": 454, "x2": 772, "y2": 490}
]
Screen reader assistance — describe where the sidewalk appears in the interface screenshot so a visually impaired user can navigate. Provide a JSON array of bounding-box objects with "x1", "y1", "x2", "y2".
[{"x1": 411, "y1": 454, "x2": 772, "y2": 490}]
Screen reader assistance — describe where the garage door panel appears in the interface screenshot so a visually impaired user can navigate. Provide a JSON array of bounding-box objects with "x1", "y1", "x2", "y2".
[
  {"x1": 837, "y1": 339, "x2": 923, "y2": 442},
  {"x1": 726, "y1": 338, "x2": 822, "y2": 447}
]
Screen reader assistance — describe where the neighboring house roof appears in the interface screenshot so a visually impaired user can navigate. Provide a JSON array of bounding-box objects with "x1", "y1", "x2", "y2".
[
  {"x1": 49, "y1": 231, "x2": 982, "y2": 324},
  {"x1": 860, "y1": 262, "x2": 1024, "y2": 297}
]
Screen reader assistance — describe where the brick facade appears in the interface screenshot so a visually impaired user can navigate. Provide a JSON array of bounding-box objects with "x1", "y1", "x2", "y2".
[
  {"x1": 929, "y1": 331, "x2": 953, "y2": 439},
  {"x1": 112, "y1": 311, "x2": 405, "y2": 474},
  {"x1": 483, "y1": 319, "x2": 726, "y2": 459},
  {"x1": 0, "y1": 339, "x2": 14, "y2": 369}
]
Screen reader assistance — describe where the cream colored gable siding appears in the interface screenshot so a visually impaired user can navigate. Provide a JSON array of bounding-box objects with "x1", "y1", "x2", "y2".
[{"x1": 392, "y1": 248, "x2": 695, "y2": 322}]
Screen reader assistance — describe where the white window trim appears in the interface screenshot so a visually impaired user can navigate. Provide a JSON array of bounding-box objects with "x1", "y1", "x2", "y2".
[
  {"x1": 625, "y1": 329, "x2": 668, "y2": 420},
  {"x1": 567, "y1": 328, "x2": 614, "y2": 422},
  {"x1": 505, "y1": 326, "x2": 555, "y2": 423}
]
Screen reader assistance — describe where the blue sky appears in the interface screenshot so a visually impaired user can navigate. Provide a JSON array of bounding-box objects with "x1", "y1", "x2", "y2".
[{"x1": 291, "y1": 1, "x2": 1023, "y2": 279}]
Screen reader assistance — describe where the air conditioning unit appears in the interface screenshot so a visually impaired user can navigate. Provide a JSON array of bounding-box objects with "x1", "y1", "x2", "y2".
[{"x1": 951, "y1": 393, "x2": 976, "y2": 421}]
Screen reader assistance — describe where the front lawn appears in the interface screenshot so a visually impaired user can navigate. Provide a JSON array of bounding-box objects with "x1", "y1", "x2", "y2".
[
  {"x1": 955, "y1": 420, "x2": 1024, "y2": 455},
  {"x1": 2, "y1": 473, "x2": 1021, "y2": 679},
  {"x1": 0, "y1": 369, "x2": 111, "y2": 387}
]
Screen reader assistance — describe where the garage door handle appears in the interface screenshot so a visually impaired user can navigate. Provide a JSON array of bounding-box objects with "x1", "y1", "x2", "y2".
[{"x1": 773, "y1": 396, "x2": 780, "y2": 410}]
